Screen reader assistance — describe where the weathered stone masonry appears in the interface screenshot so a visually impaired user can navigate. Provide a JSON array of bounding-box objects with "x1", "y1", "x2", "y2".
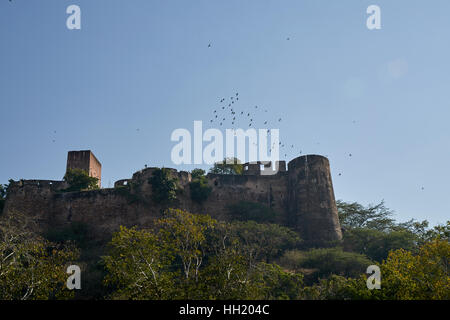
[{"x1": 4, "y1": 151, "x2": 342, "y2": 245}]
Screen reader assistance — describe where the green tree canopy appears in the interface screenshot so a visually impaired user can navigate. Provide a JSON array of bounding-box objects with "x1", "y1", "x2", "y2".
[
  {"x1": 337, "y1": 200, "x2": 396, "y2": 231},
  {"x1": 64, "y1": 168, "x2": 99, "y2": 192},
  {"x1": 103, "y1": 210, "x2": 304, "y2": 300},
  {"x1": 279, "y1": 248, "x2": 373, "y2": 279},
  {"x1": 189, "y1": 171, "x2": 212, "y2": 204},
  {"x1": 303, "y1": 239, "x2": 450, "y2": 300},
  {"x1": 0, "y1": 211, "x2": 79, "y2": 300},
  {"x1": 209, "y1": 157, "x2": 244, "y2": 175},
  {"x1": 148, "y1": 168, "x2": 178, "y2": 205},
  {"x1": 190, "y1": 168, "x2": 206, "y2": 180}
]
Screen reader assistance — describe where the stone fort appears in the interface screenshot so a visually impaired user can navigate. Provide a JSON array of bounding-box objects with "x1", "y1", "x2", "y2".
[{"x1": 4, "y1": 150, "x2": 342, "y2": 245}]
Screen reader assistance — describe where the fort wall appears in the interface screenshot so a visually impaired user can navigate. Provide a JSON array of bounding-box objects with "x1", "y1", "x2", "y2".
[{"x1": 3, "y1": 154, "x2": 342, "y2": 245}]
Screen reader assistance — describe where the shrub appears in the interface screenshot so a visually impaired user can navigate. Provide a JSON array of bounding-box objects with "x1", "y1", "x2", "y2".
[
  {"x1": 148, "y1": 168, "x2": 177, "y2": 204},
  {"x1": 342, "y1": 227, "x2": 417, "y2": 262},
  {"x1": 191, "y1": 169, "x2": 206, "y2": 180},
  {"x1": 64, "y1": 168, "x2": 99, "y2": 192},
  {"x1": 189, "y1": 176, "x2": 212, "y2": 204},
  {"x1": 279, "y1": 248, "x2": 373, "y2": 279},
  {"x1": 209, "y1": 157, "x2": 243, "y2": 175}
]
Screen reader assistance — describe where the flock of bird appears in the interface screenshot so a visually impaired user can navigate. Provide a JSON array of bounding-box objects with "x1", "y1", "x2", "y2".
[
  {"x1": 31, "y1": 13, "x2": 424, "y2": 190},
  {"x1": 205, "y1": 92, "x2": 306, "y2": 161}
]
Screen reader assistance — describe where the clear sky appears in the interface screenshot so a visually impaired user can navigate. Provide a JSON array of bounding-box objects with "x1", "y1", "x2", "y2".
[{"x1": 1, "y1": 0, "x2": 449, "y2": 225}]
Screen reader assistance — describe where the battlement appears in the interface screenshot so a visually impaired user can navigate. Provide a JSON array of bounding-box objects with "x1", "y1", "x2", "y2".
[
  {"x1": 4, "y1": 152, "x2": 342, "y2": 245},
  {"x1": 8, "y1": 179, "x2": 68, "y2": 192},
  {"x1": 242, "y1": 160, "x2": 287, "y2": 175}
]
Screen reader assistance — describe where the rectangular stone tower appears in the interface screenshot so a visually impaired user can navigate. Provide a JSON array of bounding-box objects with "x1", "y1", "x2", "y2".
[{"x1": 66, "y1": 150, "x2": 102, "y2": 187}]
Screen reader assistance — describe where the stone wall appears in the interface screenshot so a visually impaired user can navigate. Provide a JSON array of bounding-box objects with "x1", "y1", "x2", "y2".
[{"x1": 3, "y1": 155, "x2": 342, "y2": 245}]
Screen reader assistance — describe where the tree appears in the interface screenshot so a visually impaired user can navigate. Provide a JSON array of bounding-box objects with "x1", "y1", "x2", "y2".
[
  {"x1": 256, "y1": 263, "x2": 304, "y2": 300},
  {"x1": 148, "y1": 168, "x2": 177, "y2": 205},
  {"x1": 158, "y1": 209, "x2": 216, "y2": 283},
  {"x1": 342, "y1": 228, "x2": 417, "y2": 262},
  {"x1": 209, "y1": 157, "x2": 243, "y2": 175},
  {"x1": 189, "y1": 171, "x2": 212, "y2": 204},
  {"x1": 103, "y1": 212, "x2": 304, "y2": 300},
  {"x1": 302, "y1": 239, "x2": 450, "y2": 300},
  {"x1": 103, "y1": 226, "x2": 175, "y2": 299},
  {"x1": 376, "y1": 239, "x2": 450, "y2": 300},
  {"x1": 0, "y1": 211, "x2": 79, "y2": 300},
  {"x1": 63, "y1": 168, "x2": 99, "y2": 192},
  {"x1": 337, "y1": 200, "x2": 434, "y2": 261},
  {"x1": 228, "y1": 221, "x2": 301, "y2": 265},
  {"x1": 337, "y1": 200, "x2": 396, "y2": 232},
  {"x1": 279, "y1": 248, "x2": 373, "y2": 279}
]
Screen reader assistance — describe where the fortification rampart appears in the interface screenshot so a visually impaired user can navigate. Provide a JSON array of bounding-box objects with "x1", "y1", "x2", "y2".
[{"x1": 3, "y1": 154, "x2": 342, "y2": 245}]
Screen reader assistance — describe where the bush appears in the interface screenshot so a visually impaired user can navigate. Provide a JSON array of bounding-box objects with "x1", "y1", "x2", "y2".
[
  {"x1": 191, "y1": 169, "x2": 206, "y2": 180},
  {"x1": 227, "y1": 201, "x2": 276, "y2": 223},
  {"x1": 343, "y1": 227, "x2": 417, "y2": 262},
  {"x1": 64, "y1": 168, "x2": 99, "y2": 192},
  {"x1": 209, "y1": 157, "x2": 243, "y2": 175},
  {"x1": 279, "y1": 248, "x2": 373, "y2": 279},
  {"x1": 148, "y1": 168, "x2": 177, "y2": 204},
  {"x1": 189, "y1": 176, "x2": 212, "y2": 204},
  {"x1": 229, "y1": 221, "x2": 301, "y2": 263}
]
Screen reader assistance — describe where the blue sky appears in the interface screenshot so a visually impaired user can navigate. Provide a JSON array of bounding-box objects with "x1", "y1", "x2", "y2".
[{"x1": 1, "y1": 0, "x2": 449, "y2": 225}]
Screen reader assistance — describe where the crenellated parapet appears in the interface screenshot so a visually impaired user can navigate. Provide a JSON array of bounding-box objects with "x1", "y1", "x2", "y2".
[{"x1": 3, "y1": 153, "x2": 342, "y2": 245}]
